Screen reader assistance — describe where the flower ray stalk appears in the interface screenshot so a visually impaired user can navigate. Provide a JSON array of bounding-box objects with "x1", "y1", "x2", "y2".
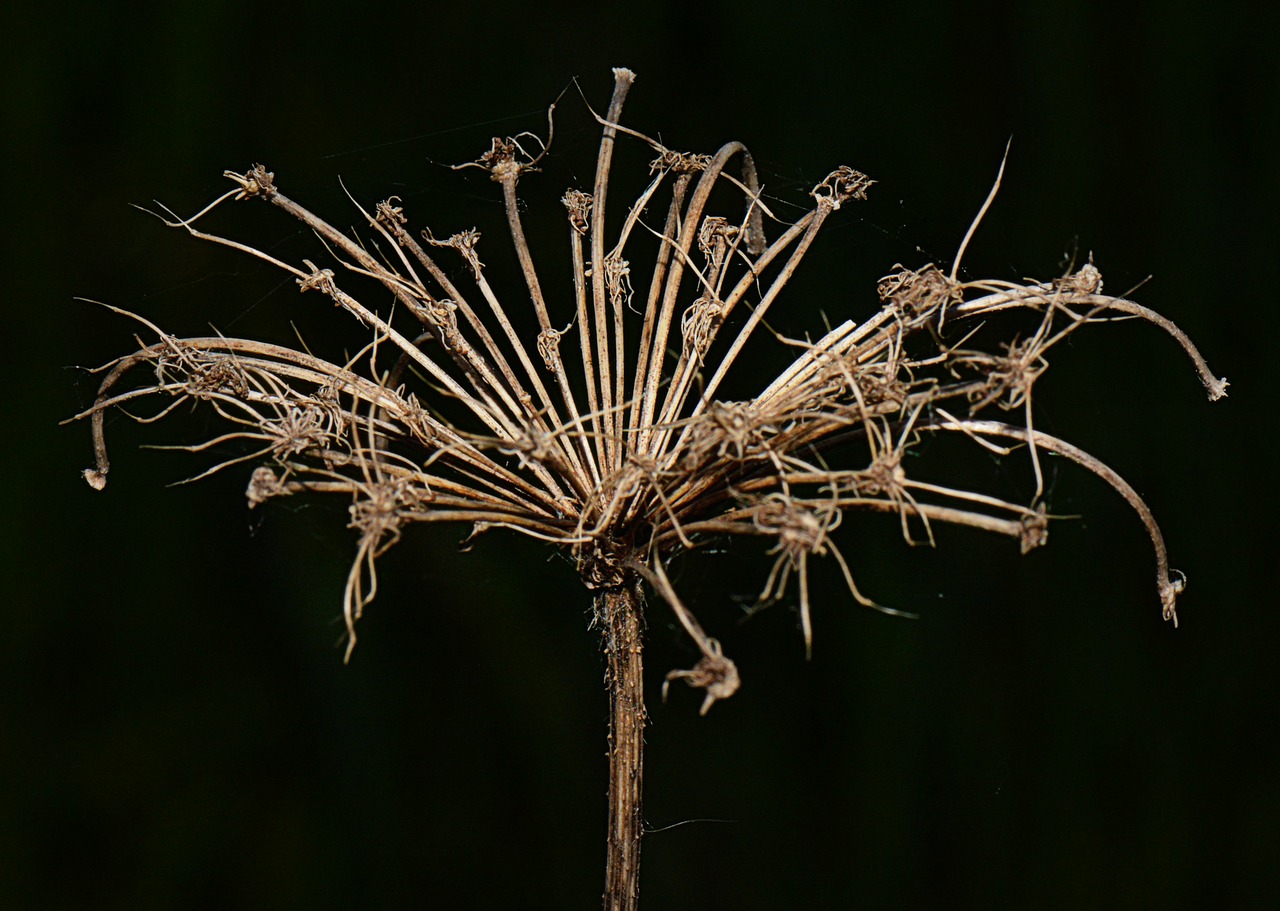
[{"x1": 74, "y1": 68, "x2": 1226, "y2": 909}]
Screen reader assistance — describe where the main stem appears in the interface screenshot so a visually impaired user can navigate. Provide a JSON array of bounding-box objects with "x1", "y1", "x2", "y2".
[{"x1": 599, "y1": 579, "x2": 645, "y2": 910}]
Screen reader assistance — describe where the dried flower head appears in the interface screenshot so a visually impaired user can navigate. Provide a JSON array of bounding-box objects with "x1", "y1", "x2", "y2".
[
  {"x1": 74, "y1": 67, "x2": 1226, "y2": 670},
  {"x1": 72, "y1": 68, "x2": 1225, "y2": 909}
]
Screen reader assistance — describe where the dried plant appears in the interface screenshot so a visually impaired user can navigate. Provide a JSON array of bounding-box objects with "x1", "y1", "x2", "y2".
[{"x1": 72, "y1": 69, "x2": 1226, "y2": 909}]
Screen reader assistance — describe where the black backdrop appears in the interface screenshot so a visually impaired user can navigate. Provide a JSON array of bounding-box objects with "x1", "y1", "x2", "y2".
[{"x1": 4, "y1": 1, "x2": 1276, "y2": 907}]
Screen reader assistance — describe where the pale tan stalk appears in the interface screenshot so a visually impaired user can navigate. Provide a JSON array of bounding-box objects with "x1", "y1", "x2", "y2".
[{"x1": 589, "y1": 69, "x2": 636, "y2": 472}]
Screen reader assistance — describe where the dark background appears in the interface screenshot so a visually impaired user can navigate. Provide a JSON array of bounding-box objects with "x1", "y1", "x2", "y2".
[{"x1": 4, "y1": 1, "x2": 1276, "y2": 907}]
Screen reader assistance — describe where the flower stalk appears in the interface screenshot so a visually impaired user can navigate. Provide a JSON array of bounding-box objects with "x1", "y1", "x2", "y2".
[{"x1": 599, "y1": 580, "x2": 645, "y2": 911}]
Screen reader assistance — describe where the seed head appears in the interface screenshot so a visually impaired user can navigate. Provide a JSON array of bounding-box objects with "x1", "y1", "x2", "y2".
[{"x1": 73, "y1": 70, "x2": 1225, "y2": 703}]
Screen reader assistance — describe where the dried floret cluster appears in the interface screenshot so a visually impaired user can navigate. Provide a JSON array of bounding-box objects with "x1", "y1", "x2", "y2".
[{"x1": 73, "y1": 69, "x2": 1224, "y2": 909}]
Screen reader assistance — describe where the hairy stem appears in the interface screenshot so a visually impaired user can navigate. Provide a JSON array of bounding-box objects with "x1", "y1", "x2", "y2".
[{"x1": 599, "y1": 579, "x2": 645, "y2": 910}]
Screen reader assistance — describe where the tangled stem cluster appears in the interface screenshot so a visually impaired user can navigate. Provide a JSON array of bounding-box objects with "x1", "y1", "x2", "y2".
[{"x1": 75, "y1": 69, "x2": 1225, "y2": 705}]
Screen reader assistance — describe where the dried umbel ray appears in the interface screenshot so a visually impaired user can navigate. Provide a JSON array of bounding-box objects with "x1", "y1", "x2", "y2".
[{"x1": 73, "y1": 68, "x2": 1224, "y2": 908}]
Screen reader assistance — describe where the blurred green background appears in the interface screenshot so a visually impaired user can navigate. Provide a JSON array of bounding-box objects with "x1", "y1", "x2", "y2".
[{"x1": 3, "y1": 1, "x2": 1275, "y2": 907}]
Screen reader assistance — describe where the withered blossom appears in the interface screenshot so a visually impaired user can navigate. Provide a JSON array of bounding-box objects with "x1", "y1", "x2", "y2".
[{"x1": 73, "y1": 69, "x2": 1225, "y2": 910}]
